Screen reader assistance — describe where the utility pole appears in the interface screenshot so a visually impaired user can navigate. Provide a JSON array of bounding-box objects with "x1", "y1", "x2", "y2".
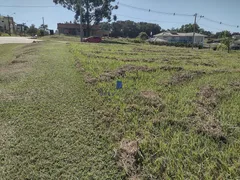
[
  {"x1": 79, "y1": 0, "x2": 83, "y2": 42},
  {"x1": 42, "y1": 17, "x2": 45, "y2": 36},
  {"x1": 7, "y1": 15, "x2": 11, "y2": 35},
  {"x1": 22, "y1": 23, "x2": 26, "y2": 36},
  {"x1": 192, "y1": 13, "x2": 197, "y2": 49}
]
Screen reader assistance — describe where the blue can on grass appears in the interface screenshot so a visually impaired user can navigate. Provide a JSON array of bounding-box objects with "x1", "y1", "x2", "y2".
[{"x1": 116, "y1": 80, "x2": 122, "y2": 89}]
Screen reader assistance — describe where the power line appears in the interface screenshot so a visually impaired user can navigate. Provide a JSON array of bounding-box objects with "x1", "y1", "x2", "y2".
[
  {"x1": 198, "y1": 23, "x2": 227, "y2": 32},
  {"x1": 202, "y1": 17, "x2": 239, "y2": 28},
  {"x1": 117, "y1": 2, "x2": 239, "y2": 29},
  {"x1": 2, "y1": 2, "x2": 239, "y2": 31},
  {"x1": 116, "y1": 14, "x2": 190, "y2": 24},
  {"x1": 0, "y1": 5, "x2": 58, "y2": 8},
  {"x1": 119, "y1": 2, "x2": 194, "y2": 17}
]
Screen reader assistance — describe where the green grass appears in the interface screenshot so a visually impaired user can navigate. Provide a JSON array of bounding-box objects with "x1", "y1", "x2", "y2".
[
  {"x1": 1, "y1": 40, "x2": 240, "y2": 179},
  {"x1": 0, "y1": 42, "x2": 123, "y2": 179},
  {"x1": 40, "y1": 34, "x2": 81, "y2": 42},
  {"x1": 70, "y1": 42, "x2": 240, "y2": 179}
]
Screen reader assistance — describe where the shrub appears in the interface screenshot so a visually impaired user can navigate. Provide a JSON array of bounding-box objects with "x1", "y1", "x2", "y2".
[
  {"x1": 138, "y1": 32, "x2": 149, "y2": 41},
  {"x1": 37, "y1": 29, "x2": 45, "y2": 37},
  {"x1": 217, "y1": 43, "x2": 227, "y2": 51}
]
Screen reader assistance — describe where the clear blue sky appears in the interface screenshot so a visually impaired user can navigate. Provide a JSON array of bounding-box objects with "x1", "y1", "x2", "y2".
[{"x1": 0, "y1": 0, "x2": 239, "y2": 33}]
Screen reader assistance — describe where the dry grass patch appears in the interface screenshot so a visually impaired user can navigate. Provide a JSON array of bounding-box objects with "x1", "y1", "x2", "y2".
[
  {"x1": 168, "y1": 70, "x2": 206, "y2": 85},
  {"x1": 160, "y1": 65, "x2": 184, "y2": 71},
  {"x1": 115, "y1": 139, "x2": 143, "y2": 178},
  {"x1": 85, "y1": 65, "x2": 157, "y2": 84},
  {"x1": 193, "y1": 86, "x2": 226, "y2": 141},
  {"x1": 229, "y1": 81, "x2": 240, "y2": 91}
]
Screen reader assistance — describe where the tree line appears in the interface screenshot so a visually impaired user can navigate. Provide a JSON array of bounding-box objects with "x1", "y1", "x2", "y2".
[
  {"x1": 99, "y1": 21, "x2": 239, "y2": 39},
  {"x1": 26, "y1": 24, "x2": 49, "y2": 36},
  {"x1": 100, "y1": 21, "x2": 161, "y2": 38}
]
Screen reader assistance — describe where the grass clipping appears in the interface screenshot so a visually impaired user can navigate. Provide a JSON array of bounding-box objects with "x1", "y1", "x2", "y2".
[
  {"x1": 193, "y1": 86, "x2": 226, "y2": 142},
  {"x1": 115, "y1": 139, "x2": 143, "y2": 178}
]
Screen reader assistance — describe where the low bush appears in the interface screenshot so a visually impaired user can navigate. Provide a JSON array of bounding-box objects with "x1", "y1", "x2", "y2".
[
  {"x1": 138, "y1": 32, "x2": 148, "y2": 41},
  {"x1": 217, "y1": 43, "x2": 227, "y2": 51}
]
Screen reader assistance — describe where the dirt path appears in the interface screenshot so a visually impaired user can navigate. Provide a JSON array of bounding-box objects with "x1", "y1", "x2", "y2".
[
  {"x1": 0, "y1": 37, "x2": 42, "y2": 44},
  {"x1": 0, "y1": 42, "x2": 120, "y2": 179}
]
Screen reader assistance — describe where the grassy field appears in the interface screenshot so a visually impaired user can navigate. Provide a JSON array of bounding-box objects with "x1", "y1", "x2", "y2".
[
  {"x1": 1, "y1": 39, "x2": 240, "y2": 179},
  {"x1": 40, "y1": 34, "x2": 81, "y2": 42}
]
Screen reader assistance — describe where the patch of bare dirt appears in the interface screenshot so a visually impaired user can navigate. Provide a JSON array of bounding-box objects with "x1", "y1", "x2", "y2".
[{"x1": 115, "y1": 139, "x2": 143, "y2": 178}]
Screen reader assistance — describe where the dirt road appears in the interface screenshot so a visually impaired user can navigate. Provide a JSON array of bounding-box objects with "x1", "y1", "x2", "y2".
[{"x1": 0, "y1": 37, "x2": 41, "y2": 44}]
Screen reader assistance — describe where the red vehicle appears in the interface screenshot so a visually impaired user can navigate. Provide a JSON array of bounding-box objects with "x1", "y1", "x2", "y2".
[{"x1": 83, "y1": 36, "x2": 102, "y2": 43}]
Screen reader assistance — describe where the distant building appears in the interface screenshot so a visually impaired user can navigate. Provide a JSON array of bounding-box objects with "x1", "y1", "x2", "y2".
[
  {"x1": 0, "y1": 16, "x2": 15, "y2": 34},
  {"x1": 233, "y1": 35, "x2": 240, "y2": 40},
  {"x1": 231, "y1": 38, "x2": 240, "y2": 50},
  {"x1": 154, "y1": 32, "x2": 206, "y2": 45},
  {"x1": 16, "y1": 24, "x2": 25, "y2": 32},
  {"x1": 57, "y1": 23, "x2": 109, "y2": 37}
]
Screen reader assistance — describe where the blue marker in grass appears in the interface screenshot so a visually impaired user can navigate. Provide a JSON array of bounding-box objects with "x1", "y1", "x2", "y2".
[{"x1": 116, "y1": 80, "x2": 122, "y2": 89}]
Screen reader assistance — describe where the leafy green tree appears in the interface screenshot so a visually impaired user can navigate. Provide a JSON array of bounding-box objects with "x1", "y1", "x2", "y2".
[
  {"x1": 179, "y1": 23, "x2": 200, "y2": 33},
  {"x1": 122, "y1": 20, "x2": 138, "y2": 38},
  {"x1": 109, "y1": 20, "x2": 161, "y2": 38},
  {"x1": 199, "y1": 28, "x2": 212, "y2": 36},
  {"x1": 39, "y1": 24, "x2": 48, "y2": 30},
  {"x1": 221, "y1": 31, "x2": 233, "y2": 53},
  {"x1": 111, "y1": 21, "x2": 124, "y2": 37},
  {"x1": 53, "y1": 0, "x2": 118, "y2": 36},
  {"x1": 137, "y1": 22, "x2": 161, "y2": 36},
  {"x1": 27, "y1": 24, "x2": 38, "y2": 35},
  {"x1": 215, "y1": 31, "x2": 232, "y2": 38},
  {"x1": 38, "y1": 24, "x2": 49, "y2": 36},
  {"x1": 99, "y1": 22, "x2": 111, "y2": 31}
]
